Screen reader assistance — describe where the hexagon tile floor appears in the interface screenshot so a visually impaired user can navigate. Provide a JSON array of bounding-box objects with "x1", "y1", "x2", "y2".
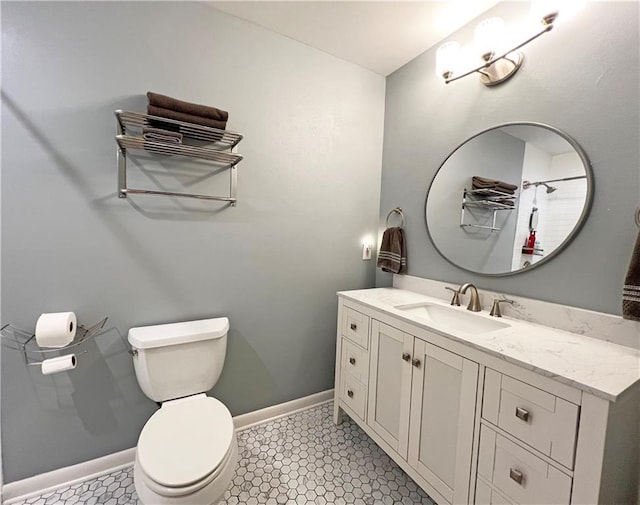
[{"x1": 10, "y1": 401, "x2": 436, "y2": 505}]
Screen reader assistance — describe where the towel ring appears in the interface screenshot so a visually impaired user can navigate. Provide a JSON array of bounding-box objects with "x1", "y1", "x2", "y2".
[
  {"x1": 635, "y1": 206, "x2": 640, "y2": 229},
  {"x1": 386, "y1": 207, "x2": 405, "y2": 228}
]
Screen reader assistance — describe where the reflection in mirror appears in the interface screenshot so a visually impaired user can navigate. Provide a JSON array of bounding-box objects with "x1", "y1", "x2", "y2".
[{"x1": 425, "y1": 123, "x2": 593, "y2": 276}]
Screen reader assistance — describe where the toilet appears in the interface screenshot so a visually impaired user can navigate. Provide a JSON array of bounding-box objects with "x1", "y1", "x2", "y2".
[{"x1": 128, "y1": 317, "x2": 237, "y2": 505}]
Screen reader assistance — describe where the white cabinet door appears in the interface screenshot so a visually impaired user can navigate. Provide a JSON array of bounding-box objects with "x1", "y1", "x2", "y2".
[
  {"x1": 408, "y1": 339, "x2": 479, "y2": 505},
  {"x1": 367, "y1": 320, "x2": 413, "y2": 459}
]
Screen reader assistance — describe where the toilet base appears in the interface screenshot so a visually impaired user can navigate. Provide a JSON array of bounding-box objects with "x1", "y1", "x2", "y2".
[{"x1": 134, "y1": 436, "x2": 238, "y2": 505}]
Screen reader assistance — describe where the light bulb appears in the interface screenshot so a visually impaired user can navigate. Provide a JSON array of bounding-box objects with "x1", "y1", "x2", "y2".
[
  {"x1": 435, "y1": 41, "x2": 461, "y2": 80},
  {"x1": 474, "y1": 17, "x2": 505, "y2": 61},
  {"x1": 531, "y1": 0, "x2": 560, "y2": 25},
  {"x1": 531, "y1": 0, "x2": 586, "y2": 26}
]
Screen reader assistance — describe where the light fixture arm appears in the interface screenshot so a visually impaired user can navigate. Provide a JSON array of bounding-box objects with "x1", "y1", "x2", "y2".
[{"x1": 445, "y1": 22, "x2": 554, "y2": 84}]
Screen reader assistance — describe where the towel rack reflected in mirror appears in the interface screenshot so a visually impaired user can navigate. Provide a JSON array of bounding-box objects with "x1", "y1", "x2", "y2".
[{"x1": 386, "y1": 207, "x2": 405, "y2": 228}]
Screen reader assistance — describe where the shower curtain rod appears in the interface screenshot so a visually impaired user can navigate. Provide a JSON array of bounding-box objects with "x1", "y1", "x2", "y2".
[{"x1": 523, "y1": 175, "x2": 586, "y2": 188}]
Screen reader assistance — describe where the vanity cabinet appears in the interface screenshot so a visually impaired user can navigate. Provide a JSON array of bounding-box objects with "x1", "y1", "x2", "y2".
[
  {"x1": 334, "y1": 293, "x2": 640, "y2": 505},
  {"x1": 336, "y1": 302, "x2": 479, "y2": 505}
]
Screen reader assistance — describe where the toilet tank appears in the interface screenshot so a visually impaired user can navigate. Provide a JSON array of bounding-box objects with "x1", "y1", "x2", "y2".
[{"x1": 128, "y1": 317, "x2": 229, "y2": 402}]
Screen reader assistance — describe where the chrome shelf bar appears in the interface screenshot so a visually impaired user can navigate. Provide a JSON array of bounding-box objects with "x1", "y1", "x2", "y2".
[
  {"x1": 121, "y1": 188, "x2": 236, "y2": 202},
  {"x1": 461, "y1": 223, "x2": 502, "y2": 232},
  {"x1": 463, "y1": 200, "x2": 514, "y2": 211}
]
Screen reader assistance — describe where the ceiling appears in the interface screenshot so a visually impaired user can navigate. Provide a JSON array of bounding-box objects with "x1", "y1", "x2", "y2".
[
  {"x1": 209, "y1": 1, "x2": 501, "y2": 76},
  {"x1": 505, "y1": 126, "x2": 575, "y2": 156}
]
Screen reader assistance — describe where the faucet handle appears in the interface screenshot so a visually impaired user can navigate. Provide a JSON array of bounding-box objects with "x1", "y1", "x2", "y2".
[
  {"x1": 490, "y1": 298, "x2": 515, "y2": 317},
  {"x1": 445, "y1": 286, "x2": 461, "y2": 306}
]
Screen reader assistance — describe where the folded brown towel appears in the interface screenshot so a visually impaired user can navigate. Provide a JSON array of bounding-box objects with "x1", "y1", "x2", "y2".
[
  {"x1": 147, "y1": 105, "x2": 227, "y2": 130},
  {"x1": 377, "y1": 227, "x2": 407, "y2": 274},
  {"x1": 147, "y1": 92, "x2": 229, "y2": 122},
  {"x1": 622, "y1": 231, "x2": 640, "y2": 321},
  {"x1": 142, "y1": 127, "x2": 183, "y2": 144},
  {"x1": 147, "y1": 119, "x2": 181, "y2": 132},
  {"x1": 472, "y1": 176, "x2": 518, "y2": 193}
]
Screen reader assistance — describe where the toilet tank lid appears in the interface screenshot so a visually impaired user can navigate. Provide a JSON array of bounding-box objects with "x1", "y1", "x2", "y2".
[{"x1": 128, "y1": 317, "x2": 229, "y2": 350}]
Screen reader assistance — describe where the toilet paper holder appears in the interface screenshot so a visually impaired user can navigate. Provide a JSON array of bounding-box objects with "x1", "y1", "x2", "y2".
[{"x1": 1, "y1": 317, "x2": 108, "y2": 366}]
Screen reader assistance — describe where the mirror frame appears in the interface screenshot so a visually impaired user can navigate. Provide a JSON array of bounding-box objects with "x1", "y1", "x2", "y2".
[{"x1": 425, "y1": 122, "x2": 594, "y2": 277}]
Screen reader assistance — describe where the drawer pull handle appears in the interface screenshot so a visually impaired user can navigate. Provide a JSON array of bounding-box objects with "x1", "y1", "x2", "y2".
[
  {"x1": 515, "y1": 407, "x2": 530, "y2": 422},
  {"x1": 412, "y1": 358, "x2": 421, "y2": 368},
  {"x1": 347, "y1": 389, "x2": 354, "y2": 398},
  {"x1": 402, "y1": 352, "x2": 411, "y2": 362},
  {"x1": 350, "y1": 323, "x2": 357, "y2": 331},
  {"x1": 509, "y1": 468, "x2": 524, "y2": 485},
  {"x1": 349, "y1": 357, "x2": 356, "y2": 365}
]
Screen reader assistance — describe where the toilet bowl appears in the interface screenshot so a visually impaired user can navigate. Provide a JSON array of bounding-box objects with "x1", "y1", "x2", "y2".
[{"x1": 134, "y1": 394, "x2": 237, "y2": 505}]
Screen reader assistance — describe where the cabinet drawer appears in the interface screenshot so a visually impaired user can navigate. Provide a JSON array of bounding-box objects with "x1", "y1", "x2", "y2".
[
  {"x1": 478, "y1": 426, "x2": 572, "y2": 505},
  {"x1": 475, "y1": 478, "x2": 511, "y2": 505},
  {"x1": 340, "y1": 372, "x2": 367, "y2": 421},
  {"x1": 342, "y1": 306, "x2": 370, "y2": 349},
  {"x1": 482, "y1": 370, "x2": 579, "y2": 469},
  {"x1": 341, "y1": 338, "x2": 369, "y2": 384}
]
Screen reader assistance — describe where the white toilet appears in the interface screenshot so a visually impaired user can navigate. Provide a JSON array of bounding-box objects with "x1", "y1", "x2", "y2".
[{"x1": 128, "y1": 317, "x2": 237, "y2": 505}]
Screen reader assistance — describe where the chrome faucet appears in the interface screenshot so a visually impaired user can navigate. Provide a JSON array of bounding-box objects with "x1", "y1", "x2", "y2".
[{"x1": 459, "y1": 283, "x2": 482, "y2": 312}]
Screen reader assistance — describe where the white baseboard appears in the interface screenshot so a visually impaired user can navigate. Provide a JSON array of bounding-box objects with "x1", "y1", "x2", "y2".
[
  {"x1": 2, "y1": 389, "x2": 334, "y2": 504},
  {"x1": 2, "y1": 448, "x2": 136, "y2": 504},
  {"x1": 233, "y1": 389, "x2": 333, "y2": 431}
]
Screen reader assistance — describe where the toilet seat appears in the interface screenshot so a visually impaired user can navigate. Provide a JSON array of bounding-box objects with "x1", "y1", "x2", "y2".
[
  {"x1": 136, "y1": 437, "x2": 237, "y2": 499},
  {"x1": 137, "y1": 394, "x2": 235, "y2": 494}
]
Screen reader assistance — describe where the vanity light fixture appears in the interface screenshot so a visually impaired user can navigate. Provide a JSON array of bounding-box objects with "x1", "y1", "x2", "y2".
[{"x1": 435, "y1": 1, "x2": 574, "y2": 86}]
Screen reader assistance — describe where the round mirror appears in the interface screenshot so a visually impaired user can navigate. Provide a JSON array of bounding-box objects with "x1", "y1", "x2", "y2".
[{"x1": 425, "y1": 123, "x2": 593, "y2": 276}]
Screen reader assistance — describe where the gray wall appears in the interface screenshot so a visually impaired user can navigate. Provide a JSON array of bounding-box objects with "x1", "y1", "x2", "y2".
[
  {"x1": 1, "y1": 2, "x2": 384, "y2": 482},
  {"x1": 426, "y1": 129, "x2": 524, "y2": 273},
  {"x1": 377, "y1": 1, "x2": 640, "y2": 315}
]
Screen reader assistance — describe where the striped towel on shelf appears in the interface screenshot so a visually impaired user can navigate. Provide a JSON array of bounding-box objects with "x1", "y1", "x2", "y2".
[
  {"x1": 142, "y1": 127, "x2": 183, "y2": 144},
  {"x1": 377, "y1": 227, "x2": 407, "y2": 274},
  {"x1": 622, "y1": 231, "x2": 640, "y2": 321}
]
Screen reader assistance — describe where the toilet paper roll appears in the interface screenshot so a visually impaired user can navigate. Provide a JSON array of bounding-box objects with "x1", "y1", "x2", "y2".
[
  {"x1": 35, "y1": 312, "x2": 77, "y2": 348},
  {"x1": 41, "y1": 354, "x2": 77, "y2": 375}
]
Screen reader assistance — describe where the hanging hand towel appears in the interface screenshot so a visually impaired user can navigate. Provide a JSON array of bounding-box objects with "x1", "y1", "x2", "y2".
[
  {"x1": 622, "y1": 231, "x2": 640, "y2": 321},
  {"x1": 377, "y1": 227, "x2": 407, "y2": 274}
]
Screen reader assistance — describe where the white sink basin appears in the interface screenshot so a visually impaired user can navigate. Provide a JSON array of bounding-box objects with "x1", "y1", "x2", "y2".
[{"x1": 395, "y1": 302, "x2": 510, "y2": 335}]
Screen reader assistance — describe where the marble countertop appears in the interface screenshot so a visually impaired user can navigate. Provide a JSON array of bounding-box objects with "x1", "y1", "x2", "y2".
[{"x1": 338, "y1": 288, "x2": 640, "y2": 402}]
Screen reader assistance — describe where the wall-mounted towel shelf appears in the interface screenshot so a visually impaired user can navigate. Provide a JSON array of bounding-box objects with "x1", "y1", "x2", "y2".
[
  {"x1": 1, "y1": 317, "x2": 108, "y2": 366},
  {"x1": 461, "y1": 188, "x2": 518, "y2": 232},
  {"x1": 115, "y1": 110, "x2": 243, "y2": 205}
]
